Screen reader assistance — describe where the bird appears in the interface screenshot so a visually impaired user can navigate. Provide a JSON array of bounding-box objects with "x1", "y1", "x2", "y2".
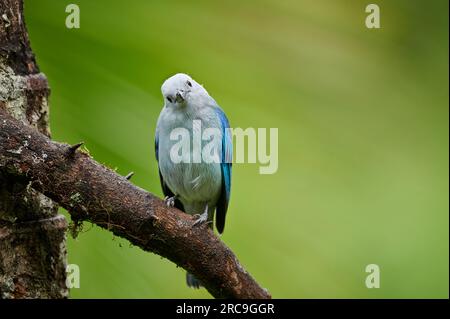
[{"x1": 155, "y1": 73, "x2": 232, "y2": 288}]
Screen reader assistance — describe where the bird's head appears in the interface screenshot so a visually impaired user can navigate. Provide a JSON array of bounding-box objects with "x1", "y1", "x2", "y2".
[{"x1": 161, "y1": 73, "x2": 207, "y2": 107}]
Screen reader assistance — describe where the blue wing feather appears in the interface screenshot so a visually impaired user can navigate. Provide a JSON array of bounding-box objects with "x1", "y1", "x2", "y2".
[{"x1": 214, "y1": 107, "x2": 232, "y2": 234}]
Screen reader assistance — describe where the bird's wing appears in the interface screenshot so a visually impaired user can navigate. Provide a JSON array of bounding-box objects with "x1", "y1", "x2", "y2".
[{"x1": 214, "y1": 107, "x2": 232, "y2": 234}]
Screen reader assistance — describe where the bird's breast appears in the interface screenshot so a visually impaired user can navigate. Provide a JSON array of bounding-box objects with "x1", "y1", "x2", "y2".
[{"x1": 157, "y1": 106, "x2": 223, "y2": 204}]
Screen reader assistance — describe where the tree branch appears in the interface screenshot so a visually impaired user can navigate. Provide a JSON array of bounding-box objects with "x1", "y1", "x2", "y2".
[{"x1": 0, "y1": 106, "x2": 271, "y2": 299}]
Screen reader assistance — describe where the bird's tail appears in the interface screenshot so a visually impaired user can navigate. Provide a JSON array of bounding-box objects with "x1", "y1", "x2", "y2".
[{"x1": 186, "y1": 272, "x2": 203, "y2": 289}]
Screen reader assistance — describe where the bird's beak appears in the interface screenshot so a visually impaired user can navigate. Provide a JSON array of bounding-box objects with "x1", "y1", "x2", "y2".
[{"x1": 175, "y1": 91, "x2": 185, "y2": 103}]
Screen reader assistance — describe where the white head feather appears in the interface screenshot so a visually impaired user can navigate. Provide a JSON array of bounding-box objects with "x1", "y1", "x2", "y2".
[{"x1": 161, "y1": 73, "x2": 209, "y2": 107}]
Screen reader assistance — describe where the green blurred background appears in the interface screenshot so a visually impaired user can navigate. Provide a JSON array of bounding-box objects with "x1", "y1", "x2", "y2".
[{"x1": 25, "y1": 0, "x2": 448, "y2": 298}]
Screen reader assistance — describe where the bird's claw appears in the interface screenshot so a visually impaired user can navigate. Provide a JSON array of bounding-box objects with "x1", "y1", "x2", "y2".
[
  {"x1": 164, "y1": 196, "x2": 176, "y2": 207},
  {"x1": 193, "y1": 212, "x2": 210, "y2": 227}
]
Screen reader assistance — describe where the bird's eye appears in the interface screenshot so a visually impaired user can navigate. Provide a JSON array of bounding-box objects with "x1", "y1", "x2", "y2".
[
  {"x1": 187, "y1": 81, "x2": 192, "y2": 87},
  {"x1": 166, "y1": 96, "x2": 173, "y2": 103}
]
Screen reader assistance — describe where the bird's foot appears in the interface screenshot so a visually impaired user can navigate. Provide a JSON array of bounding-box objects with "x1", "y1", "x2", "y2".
[
  {"x1": 164, "y1": 195, "x2": 177, "y2": 207},
  {"x1": 193, "y1": 205, "x2": 211, "y2": 227}
]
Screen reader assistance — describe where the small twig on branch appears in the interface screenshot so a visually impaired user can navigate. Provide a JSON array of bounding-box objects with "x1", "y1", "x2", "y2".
[
  {"x1": 124, "y1": 172, "x2": 134, "y2": 180},
  {"x1": 67, "y1": 142, "x2": 84, "y2": 155},
  {"x1": 0, "y1": 107, "x2": 270, "y2": 299}
]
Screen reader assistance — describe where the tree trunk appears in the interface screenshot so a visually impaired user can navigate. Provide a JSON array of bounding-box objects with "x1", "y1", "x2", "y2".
[{"x1": 0, "y1": 0, "x2": 67, "y2": 298}]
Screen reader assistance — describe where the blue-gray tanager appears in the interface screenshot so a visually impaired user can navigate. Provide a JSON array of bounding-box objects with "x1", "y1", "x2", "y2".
[{"x1": 155, "y1": 73, "x2": 232, "y2": 288}]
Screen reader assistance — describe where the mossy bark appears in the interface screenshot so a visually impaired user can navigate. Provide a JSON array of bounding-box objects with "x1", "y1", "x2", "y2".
[{"x1": 0, "y1": 0, "x2": 68, "y2": 298}]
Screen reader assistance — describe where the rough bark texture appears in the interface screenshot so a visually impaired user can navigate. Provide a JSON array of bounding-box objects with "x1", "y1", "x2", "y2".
[
  {"x1": 0, "y1": 107, "x2": 271, "y2": 299},
  {"x1": 0, "y1": 0, "x2": 68, "y2": 298}
]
